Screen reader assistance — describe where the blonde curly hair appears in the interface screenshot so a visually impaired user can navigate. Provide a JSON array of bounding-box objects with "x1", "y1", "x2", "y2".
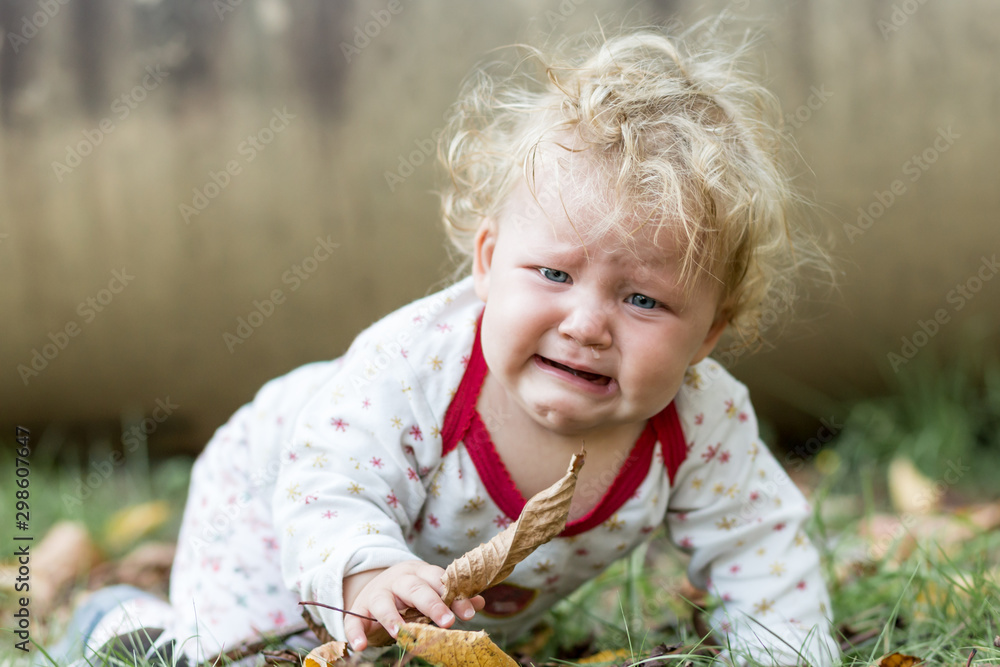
[{"x1": 437, "y1": 25, "x2": 832, "y2": 347}]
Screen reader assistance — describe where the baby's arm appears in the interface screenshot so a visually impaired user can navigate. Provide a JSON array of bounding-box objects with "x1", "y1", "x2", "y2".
[
  {"x1": 269, "y1": 334, "x2": 461, "y2": 646},
  {"x1": 342, "y1": 562, "x2": 485, "y2": 650},
  {"x1": 667, "y1": 371, "x2": 839, "y2": 666}
]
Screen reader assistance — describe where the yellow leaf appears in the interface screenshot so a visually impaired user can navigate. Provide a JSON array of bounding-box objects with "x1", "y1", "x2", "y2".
[
  {"x1": 304, "y1": 640, "x2": 347, "y2": 666},
  {"x1": 578, "y1": 648, "x2": 633, "y2": 663},
  {"x1": 888, "y1": 456, "x2": 938, "y2": 515},
  {"x1": 104, "y1": 500, "x2": 171, "y2": 552},
  {"x1": 876, "y1": 652, "x2": 922, "y2": 667},
  {"x1": 397, "y1": 623, "x2": 518, "y2": 667}
]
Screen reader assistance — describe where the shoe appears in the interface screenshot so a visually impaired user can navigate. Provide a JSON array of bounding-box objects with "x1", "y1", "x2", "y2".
[
  {"x1": 32, "y1": 585, "x2": 171, "y2": 667},
  {"x1": 82, "y1": 626, "x2": 190, "y2": 667}
]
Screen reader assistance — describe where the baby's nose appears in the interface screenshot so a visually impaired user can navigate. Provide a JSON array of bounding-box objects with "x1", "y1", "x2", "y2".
[{"x1": 558, "y1": 303, "x2": 612, "y2": 349}]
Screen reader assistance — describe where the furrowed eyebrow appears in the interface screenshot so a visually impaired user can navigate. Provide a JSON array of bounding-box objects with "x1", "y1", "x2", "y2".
[{"x1": 529, "y1": 242, "x2": 587, "y2": 266}]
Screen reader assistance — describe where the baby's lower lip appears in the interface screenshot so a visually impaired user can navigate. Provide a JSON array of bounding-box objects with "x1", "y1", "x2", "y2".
[{"x1": 534, "y1": 355, "x2": 614, "y2": 389}]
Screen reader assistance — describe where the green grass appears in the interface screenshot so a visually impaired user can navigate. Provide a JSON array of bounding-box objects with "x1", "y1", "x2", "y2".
[
  {"x1": 831, "y1": 340, "x2": 1000, "y2": 502},
  {"x1": 4, "y1": 347, "x2": 1000, "y2": 666},
  {"x1": 0, "y1": 432, "x2": 191, "y2": 667}
]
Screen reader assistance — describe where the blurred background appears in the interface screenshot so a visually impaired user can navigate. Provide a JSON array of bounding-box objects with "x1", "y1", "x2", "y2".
[{"x1": 2, "y1": 0, "x2": 999, "y2": 461}]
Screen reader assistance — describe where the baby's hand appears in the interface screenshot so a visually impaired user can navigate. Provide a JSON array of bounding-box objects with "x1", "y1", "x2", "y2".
[{"x1": 342, "y1": 560, "x2": 485, "y2": 651}]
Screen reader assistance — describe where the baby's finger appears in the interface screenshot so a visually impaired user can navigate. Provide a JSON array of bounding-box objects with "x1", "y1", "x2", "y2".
[
  {"x1": 450, "y1": 597, "x2": 478, "y2": 621},
  {"x1": 343, "y1": 615, "x2": 371, "y2": 652},
  {"x1": 366, "y1": 591, "x2": 407, "y2": 639},
  {"x1": 393, "y1": 577, "x2": 454, "y2": 627},
  {"x1": 451, "y1": 595, "x2": 486, "y2": 621}
]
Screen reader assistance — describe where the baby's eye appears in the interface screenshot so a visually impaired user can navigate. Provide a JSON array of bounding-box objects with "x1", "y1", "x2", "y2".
[
  {"x1": 627, "y1": 293, "x2": 657, "y2": 309},
  {"x1": 540, "y1": 268, "x2": 570, "y2": 283}
]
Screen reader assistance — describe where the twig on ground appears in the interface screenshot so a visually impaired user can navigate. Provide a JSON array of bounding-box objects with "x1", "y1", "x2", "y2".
[
  {"x1": 839, "y1": 627, "x2": 882, "y2": 652},
  {"x1": 201, "y1": 624, "x2": 309, "y2": 666},
  {"x1": 262, "y1": 649, "x2": 302, "y2": 664}
]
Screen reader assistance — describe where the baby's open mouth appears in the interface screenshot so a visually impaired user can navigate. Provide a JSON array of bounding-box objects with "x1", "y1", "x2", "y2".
[{"x1": 538, "y1": 356, "x2": 612, "y2": 386}]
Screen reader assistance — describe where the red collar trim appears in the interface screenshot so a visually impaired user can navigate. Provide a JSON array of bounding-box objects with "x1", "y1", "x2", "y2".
[{"x1": 441, "y1": 312, "x2": 687, "y2": 536}]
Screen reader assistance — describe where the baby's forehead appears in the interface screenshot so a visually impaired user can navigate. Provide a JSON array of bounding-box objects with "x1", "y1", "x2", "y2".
[{"x1": 502, "y1": 150, "x2": 684, "y2": 259}]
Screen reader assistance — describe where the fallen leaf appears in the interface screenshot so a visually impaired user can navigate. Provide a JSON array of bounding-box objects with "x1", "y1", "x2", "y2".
[
  {"x1": 440, "y1": 450, "x2": 585, "y2": 605},
  {"x1": 29, "y1": 521, "x2": 100, "y2": 616},
  {"x1": 578, "y1": 648, "x2": 633, "y2": 663},
  {"x1": 963, "y1": 502, "x2": 1000, "y2": 531},
  {"x1": 382, "y1": 451, "x2": 585, "y2": 660},
  {"x1": 888, "y1": 456, "x2": 939, "y2": 515},
  {"x1": 856, "y1": 514, "x2": 917, "y2": 563},
  {"x1": 90, "y1": 541, "x2": 175, "y2": 591},
  {"x1": 104, "y1": 500, "x2": 171, "y2": 552},
  {"x1": 876, "y1": 652, "x2": 922, "y2": 667},
  {"x1": 511, "y1": 624, "x2": 553, "y2": 656},
  {"x1": 397, "y1": 622, "x2": 518, "y2": 667},
  {"x1": 303, "y1": 640, "x2": 348, "y2": 666}
]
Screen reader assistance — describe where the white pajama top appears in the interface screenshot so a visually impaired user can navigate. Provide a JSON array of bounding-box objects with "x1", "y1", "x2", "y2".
[{"x1": 231, "y1": 277, "x2": 839, "y2": 666}]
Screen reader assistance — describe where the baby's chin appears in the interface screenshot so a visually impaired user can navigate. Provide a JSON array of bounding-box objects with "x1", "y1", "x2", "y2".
[{"x1": 523, "y1": 400, "x2": 636, "y2": 438}]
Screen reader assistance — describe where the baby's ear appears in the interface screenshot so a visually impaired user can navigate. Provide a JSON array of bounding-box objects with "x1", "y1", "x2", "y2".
[
  {"x1": 472, "y1": 220, "x2": 498, "y2": 301},
  {"x1": 692, "y1": 315, "x2": 729, "y2": 365}
]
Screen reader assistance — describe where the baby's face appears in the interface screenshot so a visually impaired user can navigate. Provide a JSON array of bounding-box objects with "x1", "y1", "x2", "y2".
[{"x1": 473, "y1": 154, "x2": 727, "y2": 437}]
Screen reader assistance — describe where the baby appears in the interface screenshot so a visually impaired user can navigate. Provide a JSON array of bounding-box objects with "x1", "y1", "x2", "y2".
[{"x1": 64, "y1": 27, "x2": 839, "y2": 667}]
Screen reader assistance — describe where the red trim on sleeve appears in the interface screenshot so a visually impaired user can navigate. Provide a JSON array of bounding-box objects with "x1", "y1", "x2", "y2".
[{"x1": 440, "y1": 312, "x2": 690, "y2": 536}]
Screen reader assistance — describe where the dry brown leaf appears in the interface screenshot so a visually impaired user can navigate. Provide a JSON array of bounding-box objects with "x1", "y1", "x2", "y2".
[
  {"x1": 374, "y1": 451, "x2": 584, "y2": 657},
  {"x1": 303, "y1": 640, "x2": 348, "y2": 666},
  {"x1": 875, "y1": 652, "x2": 922, "y2": 667},
  {"x1": 964, "y1": 502, "x2": 1000, "y2": 531},
  {"x1": 440, "y1": 450, "x2": 585, "y2": 605},
  {"x1": 30, "y1": 521, "x2": 100, "y2": 616},
  {"x1": 397, "y1": 622, "x2": 518, "y2": 667},
  {"x1": 90, "y1": 541, "x2": 175, "y2": 591}
]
